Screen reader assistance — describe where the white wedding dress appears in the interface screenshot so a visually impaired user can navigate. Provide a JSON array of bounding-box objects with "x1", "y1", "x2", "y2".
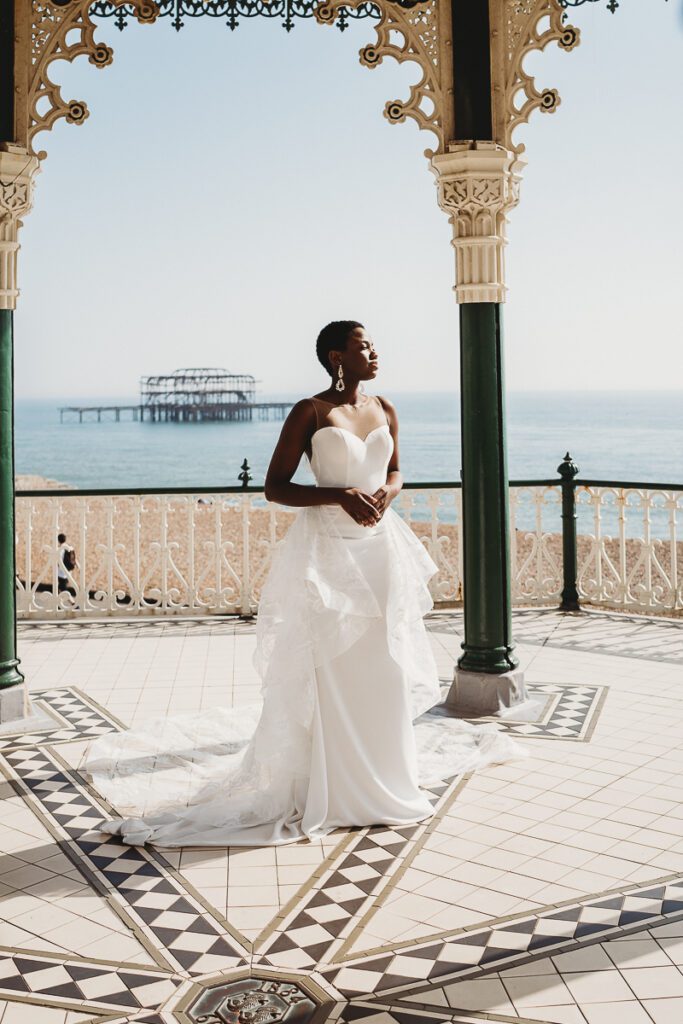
[{"x1": 84, "y1": 402, "x2": 524, "y2": 847}]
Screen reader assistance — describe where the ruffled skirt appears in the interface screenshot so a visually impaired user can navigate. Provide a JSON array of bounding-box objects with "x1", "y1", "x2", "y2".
[{"x1": 83, "y1": 505, "x2": 524, "y2": 847}]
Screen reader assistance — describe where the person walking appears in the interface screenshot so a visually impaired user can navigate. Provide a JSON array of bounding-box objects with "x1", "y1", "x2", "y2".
[{"x1": 57, "y1": 533, "x2": 76, "y2": 595}]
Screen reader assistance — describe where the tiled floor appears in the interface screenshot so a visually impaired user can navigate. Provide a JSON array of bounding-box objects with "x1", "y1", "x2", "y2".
[{"x1": 0, "y1": 608, "x2": 681, "y2": 1023}]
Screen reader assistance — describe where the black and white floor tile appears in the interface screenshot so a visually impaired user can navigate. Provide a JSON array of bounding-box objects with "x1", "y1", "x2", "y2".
[
  {"x1": 475, "y1": 683, "x2": 607, "y2": 741},
  {"x1": 4, "y1": 609, "x2": 683, "y2": 1024},
  {"x1": 0, "y1": 687, "x2": 122, "y2": 754},
  {"x1": 258, "y1": 781, "x2": 454, "y2": 971},
  {"x1": 320, "y1": 880, "x2": 683, "y2": 998},
  {"x1": 3, "y1": 745, "x2": 248, "y2": 975},
  {"x1": 0, "y1": 949, "x2": 179, "y2": 1014}
]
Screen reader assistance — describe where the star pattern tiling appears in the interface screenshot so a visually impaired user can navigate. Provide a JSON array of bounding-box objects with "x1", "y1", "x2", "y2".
[{"x1": 1, "y1": 609, "x2": 682, "y2": 1024}]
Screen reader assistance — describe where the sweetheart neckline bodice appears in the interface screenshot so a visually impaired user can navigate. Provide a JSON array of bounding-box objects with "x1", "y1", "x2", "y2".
[
  {"x1": 307, "y1": 422, "x2": 393, "y2": 506},
  {"x1": 310, "y1": 423, "x2": 390, "y2": 446}
]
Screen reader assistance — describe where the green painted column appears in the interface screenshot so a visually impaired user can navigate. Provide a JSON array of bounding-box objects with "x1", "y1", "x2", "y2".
[
  {"x1": 457, "y1": 303, "x2": 518, "y2": 674},
  {"x1": 0, "y1": 309, "x2": 23, "y2": 688}
]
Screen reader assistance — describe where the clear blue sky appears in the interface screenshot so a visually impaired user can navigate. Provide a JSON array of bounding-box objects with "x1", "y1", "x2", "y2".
[{"x1": 14, "y1": 1, "x2": 683, "y2": 399}]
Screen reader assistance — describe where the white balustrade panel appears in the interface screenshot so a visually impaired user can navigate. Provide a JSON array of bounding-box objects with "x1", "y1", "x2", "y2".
[
  {"x1": 14, "y1": 489, "x2": 464, "y2": 619},
  {"x1": 509, "y1": 485, "x2": 563, "y2": 605},
  {"x1": 576, "y1": 486, "x2": 682, "y2": 612},
  {"x1": 14, "y1": 485, "x2": 683, "y2": 618}
]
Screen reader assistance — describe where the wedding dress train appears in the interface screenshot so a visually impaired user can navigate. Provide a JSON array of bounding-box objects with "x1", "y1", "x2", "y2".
[{"x1": 84, "y1": 409, "x2": 524, "y2": 847}]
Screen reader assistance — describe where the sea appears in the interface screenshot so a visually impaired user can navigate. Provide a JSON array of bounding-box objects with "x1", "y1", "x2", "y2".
[{"x1": 15, "y1": 391, "x2": 683, "y2": 491}]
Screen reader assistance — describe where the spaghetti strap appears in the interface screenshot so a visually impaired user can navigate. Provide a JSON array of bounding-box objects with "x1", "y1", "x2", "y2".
[
  {"x1": 308, "y1": 397, "x2": 320, "y2": 431},
  {"x1": 374, "y1": 394, "x2": 390, "y2": 428}
]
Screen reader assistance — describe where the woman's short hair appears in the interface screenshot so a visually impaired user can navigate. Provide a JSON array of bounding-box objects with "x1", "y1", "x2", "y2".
[{"x1": 315, "y1": 321, "x2": 364, "y2": 374}]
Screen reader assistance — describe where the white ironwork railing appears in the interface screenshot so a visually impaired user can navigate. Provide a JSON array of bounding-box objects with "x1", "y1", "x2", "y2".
[
  {"x1": 13, "y1": 481, "x2": 683, "y2": 619},
  {"x1": 576, "y1": 485, "x2": 683, "y2": 612},
  {"x1": 509, "y1": 485, "x2": 563, "y2": 605},
  {"x1": 14, "y1": 487, "x2": 465, "y2": 619}
]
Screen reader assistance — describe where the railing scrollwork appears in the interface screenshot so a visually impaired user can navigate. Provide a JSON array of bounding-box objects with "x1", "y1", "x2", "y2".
[{"x1": 15, "y1": 476, "x2": 683, "y2": 620}]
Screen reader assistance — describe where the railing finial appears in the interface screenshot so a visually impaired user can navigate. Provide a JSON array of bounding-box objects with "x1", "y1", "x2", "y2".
[
  {"x1": 238, "y1": 458, "x2": 252, "y2": 489},
  {"x1": 558, "y1": 452, "x2": 579, "y2": 480}
]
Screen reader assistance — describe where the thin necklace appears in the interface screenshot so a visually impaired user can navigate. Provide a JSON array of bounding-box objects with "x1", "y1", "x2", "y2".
[
  {"x1": 316, "y1": 392, "x2": 369, "y2": 410},
  {"x1": 344, "y1": 392, "x2": 369, "y2": 411}
]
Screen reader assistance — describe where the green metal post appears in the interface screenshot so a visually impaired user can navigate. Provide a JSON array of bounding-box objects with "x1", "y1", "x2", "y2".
[
  {"x1": 0, "y1": 310, "x2": 23, "y2": 688},
  {"x1": 558, "y1": 452, "x2": 580, "y2": 612},
  {"x1": 457, "y1": 304, "x2": 517, "y2": 673},
  {"x1": 444, "y1": 0, "x2": 519, "y2": 682},
  {"x1": 0, "y1": 0, "x2": 23, "y2": 691}
]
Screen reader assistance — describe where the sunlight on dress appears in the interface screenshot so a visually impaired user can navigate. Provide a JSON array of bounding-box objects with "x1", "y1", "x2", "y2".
[{"x1": 84, "y1": 415, "x2": 526, "y2": 847}]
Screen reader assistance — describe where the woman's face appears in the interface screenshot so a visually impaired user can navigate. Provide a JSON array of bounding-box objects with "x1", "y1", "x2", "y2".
[{"x1": 333, "y1": 327, "x2": 379, "y2": 382}]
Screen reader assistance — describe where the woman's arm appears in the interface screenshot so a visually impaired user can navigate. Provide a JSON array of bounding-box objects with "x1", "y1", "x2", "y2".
[
  {"x1": 264, "y1": 400, "x2": 380, "y2": 525},
  {"x1": 372, "y1": 396, "x2": 403, "y2": 517}
]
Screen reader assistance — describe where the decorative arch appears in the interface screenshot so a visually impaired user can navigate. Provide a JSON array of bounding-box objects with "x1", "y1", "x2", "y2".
[{"x1": 19, "y1": 0, "x2": 580, "y2": 165}]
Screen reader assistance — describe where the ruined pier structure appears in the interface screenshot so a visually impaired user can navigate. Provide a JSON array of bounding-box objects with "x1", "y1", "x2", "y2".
[{"x1": 59, "y1": 368, "x2": 292, "y2": 423}]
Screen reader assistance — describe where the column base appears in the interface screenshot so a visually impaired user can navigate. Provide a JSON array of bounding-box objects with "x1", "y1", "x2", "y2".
[
  {"x1": 458, "y1": 643, "x2": 519, "y2": 674},
  {"x1": 447, "y1": 666, "x2": 527, "y2": 718},
  {"x1": 0, "y1": 682, "x2": 27, "y2": 724},
  {"x1": 0, "y1": 657, "x2": 24, "y2": 691}
]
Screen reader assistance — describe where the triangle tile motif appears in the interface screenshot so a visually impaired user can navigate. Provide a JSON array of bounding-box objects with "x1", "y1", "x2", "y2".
[
  {"x1": 463, "y1": 683, "x2": 606, "y2": 741},
  {"x1": 3, "y1": 745, "x2": 248, "y2": 975},
  {"x1": 0, "y1": 951, "x2": 179, "y2": 1014},
  {"x1": 0, "y1": 687, "x2": 123, "y2": 753},
  {"x1": 320, "y1": 881, "x2": 683, "y2": 999},
  {"x1": 257, "y1": 780, "x2": 460, "y2": 970}
]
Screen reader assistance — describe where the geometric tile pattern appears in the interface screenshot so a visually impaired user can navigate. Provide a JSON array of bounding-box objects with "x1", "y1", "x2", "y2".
[
  {"x1": 0, "y1": 686, "x2": 122, "y2": 753},
  {"x1": 477, "y1": 682, "x2": 607, "y2": 741},
  {"x1": 0, "y1": 949, "x2": 179, "y2": 1014},
  {"x1": 320, "y1": 880, "x2": 683, "y2": 999},
  {"x1": 2, "y1": 745, "x2": 248, "y2": 974},
  {"x1": 259, "y1": 798, "x2": 449, "y2": 970},
  {"x1": 6, "y1": 608, "x2": 683, "y2": 1024}
]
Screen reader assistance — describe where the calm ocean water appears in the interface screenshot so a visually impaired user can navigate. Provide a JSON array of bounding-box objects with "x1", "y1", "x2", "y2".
[{"x1": 14, "y1": 391, "x2": 683, "y2": 490}]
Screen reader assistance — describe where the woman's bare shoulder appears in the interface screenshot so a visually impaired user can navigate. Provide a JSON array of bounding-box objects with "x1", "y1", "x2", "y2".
[
  {"x1": 284, "y1": 398, "x2": 319, "y2": 428},
  {"x1": 375, "y1": 394, "x2": 397, "y2": 416}
]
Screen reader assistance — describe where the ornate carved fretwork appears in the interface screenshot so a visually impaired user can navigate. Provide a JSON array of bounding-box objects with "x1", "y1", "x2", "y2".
[
  {"x1": 28, "y1": 0, "x2": 158, "y2": 160},
  {"x1": 497, "y1": 0, "x2": 580, "y2": 155},
  {"x1": 16, "y1": 0, "x2": 585, "y2": 313},
  {"x1": 430, "y1": 142, "x2": 523, "y2": 304},
  {"x1": 0, "y1": 148, "x2": 41, "y2": 310},
  {"x1": 89, "y1": 0, "x2": 382, "y2": 33},
  {"x1": 315, "y1": 0, "x2": 449, "y2": 157},
  {"x1": 313, "y1": 1, "x2": 579, "y2": 161}
]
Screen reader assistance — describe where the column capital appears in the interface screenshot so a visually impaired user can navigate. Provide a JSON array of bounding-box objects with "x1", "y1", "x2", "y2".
[
  {"x1": 430, "y1": 141, "x2": 524, "y2": 304},
  {"x1": 0, "y1": 147, "x2": 41, "y2": 311}
]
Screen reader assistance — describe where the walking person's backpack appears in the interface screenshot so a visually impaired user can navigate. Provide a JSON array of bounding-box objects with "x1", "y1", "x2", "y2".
[{"x1": 63, "y1": 545, "x2": 76, "y2": 572}]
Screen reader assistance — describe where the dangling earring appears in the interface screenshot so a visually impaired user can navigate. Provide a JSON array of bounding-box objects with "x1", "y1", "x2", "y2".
[{"x1": 335, "y1": 364, "x2": 345, "y2": 392}]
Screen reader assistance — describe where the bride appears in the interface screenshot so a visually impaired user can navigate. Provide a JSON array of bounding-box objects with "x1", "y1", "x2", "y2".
[{"x1": 84, "y1": 321, "x2": 524, "y2": 847}]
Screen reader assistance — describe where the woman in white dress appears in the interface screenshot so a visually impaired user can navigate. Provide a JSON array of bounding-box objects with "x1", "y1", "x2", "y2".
[{"x1": 84, "y1": 321, "x2": 523, "y2": 847}]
